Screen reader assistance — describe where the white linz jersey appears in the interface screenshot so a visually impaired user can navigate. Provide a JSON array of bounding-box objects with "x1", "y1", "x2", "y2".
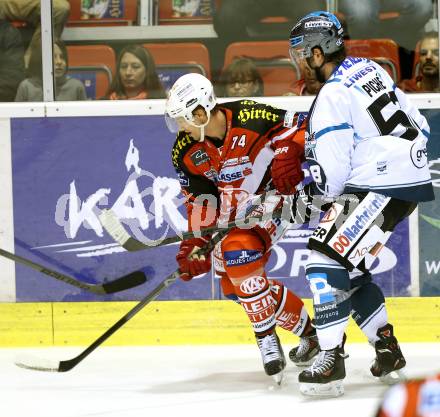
[{"x1": 306, "y1": 57, "x2": 434, "y2": 202}]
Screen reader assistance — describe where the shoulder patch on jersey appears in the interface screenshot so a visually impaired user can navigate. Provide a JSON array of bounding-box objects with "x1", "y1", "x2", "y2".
[
  {"x1": 305, "y1": 132, "x2": 317, "y2": 156},
  {"x1": 177, "y1": 169, "x2": 189, "y2": 186},
  {"x1": 190, "y1": 149, "x2": 210, "y2": 166},
  {"x1": 284, "y1": 110, "x2": 295, "y2": 128},
  {"x1": 297, "y1": 112, "x2": 307, "y2": 128}
]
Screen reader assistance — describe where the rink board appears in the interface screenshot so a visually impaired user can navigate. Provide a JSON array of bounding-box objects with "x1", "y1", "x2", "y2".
[
  {"x1": 0, "y1": 96, "x2": 439, "y2": 304},
  {"x1": 0, "y1": 297, "x2": 439, "y2": 347}
]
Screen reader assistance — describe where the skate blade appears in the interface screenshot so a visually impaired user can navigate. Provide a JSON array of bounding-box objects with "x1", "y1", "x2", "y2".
[
  {"x1": 272, "y1": 370, "x2": 284, "y2": 386},
  {"x1": 379, "y1": 369, "x2": 406, "y2": 385},
  {"x1": 300, "y1": 380, "x2": 344, "y2": 397}
]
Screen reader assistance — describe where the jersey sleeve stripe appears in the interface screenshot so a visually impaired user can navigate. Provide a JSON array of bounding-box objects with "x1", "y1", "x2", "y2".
[
  {"x1": 315, "y1": 123, "x2": 352, "y2": 140},
  {"x1": 271, "y1": 126, "x2": 299, "y2": 143}
]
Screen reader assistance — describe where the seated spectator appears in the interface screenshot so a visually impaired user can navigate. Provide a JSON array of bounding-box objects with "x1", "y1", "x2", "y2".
[
  {"x1": 399, "y1": 32, "x2": 439, "y2": 93},
  {"x1": 375, "y1": 371, "x2": 440, "y2": 417},
  {"x1": 211, "y1": 0, "x2": 326, "y2": 77},
  {"x1": 15, "y1": 39, "x2": 87, "y2": 101},
  {"x1": 338, "y1": 0, "x2": 432, "y2": 52},
  {"x1": 0, "y1": 18, "x2": 25, "y2": 101},
  {"x1": 216, "y1": 57, "x2": 264, "y2": 97},
  {"x1": 105, "y1": 45, "x2": 166, "y2": 100},
  {"x1": 0, "y1": 0, "x2": 70, "y2": 66}
]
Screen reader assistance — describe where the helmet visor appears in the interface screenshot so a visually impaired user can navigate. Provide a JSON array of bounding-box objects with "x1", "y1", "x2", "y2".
[
  {"x1": 289, "y1": 46, "x2": 311, "y2": 67},
  {"x1": 165, "y1": 113, "x2": 181, "y2": 133},
  {"x1": 164, "y1": 109, "x2": 210, "y2": 133}
]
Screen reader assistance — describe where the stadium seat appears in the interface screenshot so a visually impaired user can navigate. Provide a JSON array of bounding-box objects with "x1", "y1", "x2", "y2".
[
  {"x1": 413, "y1": 41, "x2": 421, "y2": 78},
  {"x1": 143, "y1": 42, "x2": 211, "y2": 91},
  {"x1": 345, "y1": 39, "x2": 401, "y2": 83},
  {"x1": 223, "y1": 41, "x2": 301, "y2": 96},
  {"x1": 67, "y1": 0, "x2": 137, "y2": 26},
  {"x1": 66, "y1": 45, "x2": 116, "y2": 99}
]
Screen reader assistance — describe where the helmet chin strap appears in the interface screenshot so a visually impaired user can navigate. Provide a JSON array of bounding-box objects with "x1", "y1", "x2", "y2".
[{"x1": 191, "y1": 109, "x2": 211, "y2": 142}]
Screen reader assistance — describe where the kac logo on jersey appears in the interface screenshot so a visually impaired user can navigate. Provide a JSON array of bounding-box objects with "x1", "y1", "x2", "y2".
[
  {"x1": 239, "y1": 276, "x2": 267, "y2": 295},
  {"x1": 224, "y1": 249, "x2": 263, "y2": 267}
]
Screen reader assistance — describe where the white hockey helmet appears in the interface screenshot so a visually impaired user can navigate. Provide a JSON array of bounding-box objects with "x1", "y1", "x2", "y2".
[{"x1": 165, "y1": 73, "x2": 217, "y2": 136}]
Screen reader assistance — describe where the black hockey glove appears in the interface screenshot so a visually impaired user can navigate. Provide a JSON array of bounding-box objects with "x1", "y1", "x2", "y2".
[{"x1": 290, "y1": 183, "x2": 331, "y2": 224}]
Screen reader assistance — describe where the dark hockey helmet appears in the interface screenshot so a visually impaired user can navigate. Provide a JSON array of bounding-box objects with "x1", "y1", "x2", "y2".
[{"x1": 289, "y1": 11, "x2": 344, "y2": 63}]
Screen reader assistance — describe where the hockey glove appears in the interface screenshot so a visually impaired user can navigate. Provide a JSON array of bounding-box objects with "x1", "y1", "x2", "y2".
[
  {"x1": 290, "y1": 183, "x2": 331, "y2": 224},
  {"x1": 271, "y1": 139, "x2": 304, "y2": 195},
  {"x1": 176, "y1": 237, "x2": 212, "y2": 281}
]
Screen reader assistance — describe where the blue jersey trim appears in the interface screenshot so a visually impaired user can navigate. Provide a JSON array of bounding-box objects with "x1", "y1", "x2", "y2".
[
  {"x1": 315, "y1": 123, "x2": 352, "y2": 140},
  {"x1": 344, "y1": 182, "x2": 434, "y2": 202},
  {"x1": 315, "y1": 316, "x2": 349, "y2": 330},
  {"x1": 359, "y1": 303, "x2": 385, "y2": 329}
]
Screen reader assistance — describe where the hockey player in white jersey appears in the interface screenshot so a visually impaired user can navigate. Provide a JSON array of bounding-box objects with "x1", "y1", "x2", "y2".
[{"x1": 285, "y1": 11, "x2": 434, "y2": 397}]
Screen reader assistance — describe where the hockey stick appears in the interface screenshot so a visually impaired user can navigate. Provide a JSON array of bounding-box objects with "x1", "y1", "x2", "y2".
[
  {"x1": 0, "y1": 248, "x2": 147, "y2": 295},
  {"x1": 15, "y1": 228, "x2": 228, "y2": 372},
  {"x1": 99, "y1": 195, "x2": 292, "y2": 252}
]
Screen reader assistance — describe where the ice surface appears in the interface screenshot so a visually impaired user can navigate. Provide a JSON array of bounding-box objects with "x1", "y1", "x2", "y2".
[{"x1": 1, "y1": 343, "x2": 439, "y2": 417}]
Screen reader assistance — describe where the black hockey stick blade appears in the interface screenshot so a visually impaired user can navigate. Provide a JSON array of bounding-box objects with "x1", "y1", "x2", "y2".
[
  {"x1": 101, "y1": 270, "x2": 146, "y2": 294},
  {"x1": 15, "y1": 228, "x2": 230, "y2": 373},
  {"x1": 0, "y1": 248, "x2": 147, "y2": 295},
  {"x1": 15, "y1": 270, "x2": 181, "y2": 372}
]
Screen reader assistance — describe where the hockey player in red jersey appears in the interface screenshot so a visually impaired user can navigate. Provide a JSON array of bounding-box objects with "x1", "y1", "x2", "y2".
[
  {"x1": 165, "y1": 73, "x2": 318, "y2": 383},
  {"x1": 376, "y1": 372, "x2": 440, "y2": 417}
]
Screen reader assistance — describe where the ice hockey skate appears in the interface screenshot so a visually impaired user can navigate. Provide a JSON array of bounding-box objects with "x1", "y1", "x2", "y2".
[
  {"x1": 370, "y1": 323, "x2": 406, "y2": 385},
  {"x1": 298, "y1": 341, "x2": 346, "y2": 397},
  {"x1": 289, "y1": 325, "x2": 319, "y2": 367},
  {"x1": 256, "y1": 331, "x2": 286, "y2": 385}
]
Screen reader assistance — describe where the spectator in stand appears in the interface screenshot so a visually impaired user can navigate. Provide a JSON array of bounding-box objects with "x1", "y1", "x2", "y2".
[
  {"x1": 0, "y1": 0, "x2": 70, "y2": 66},
  {"x1": 399, "y1": 32, "x2": 439, "y2": 93},
  {"x1": 15, "y1": 39, "x2": 87, "y2": 101},
  {"x1": 375, "y1": 372, "x2": 440, "y2": 417},
  {"x1": 0, "y1": 18, "x2": 25, "y2": 101},
  {"x1": 211, "y1": 0, "x2": 326, "y2": 80},
  {"x1": 105, "y1": 45, "x2": 166, "y2": 100},
  {"x1": 216, "y1": 57, "x2": 264, "y2": 97},
  {"x1": 338, "y1": 0, "x2": 432, "y2": 51}
]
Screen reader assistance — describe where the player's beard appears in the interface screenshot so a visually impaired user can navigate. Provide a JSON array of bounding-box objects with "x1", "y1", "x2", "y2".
[
  {"x1": 306, "y1": 57, "x2": 327, "y2": 84},
  {"x1": 313, "y1": 66, "x2": 327, "y2": 84}
]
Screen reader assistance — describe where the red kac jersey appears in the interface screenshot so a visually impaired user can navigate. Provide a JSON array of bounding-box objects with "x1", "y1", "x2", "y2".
[{"x1": 171, "y1": 99, "x2": 306, "y2": 230}]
